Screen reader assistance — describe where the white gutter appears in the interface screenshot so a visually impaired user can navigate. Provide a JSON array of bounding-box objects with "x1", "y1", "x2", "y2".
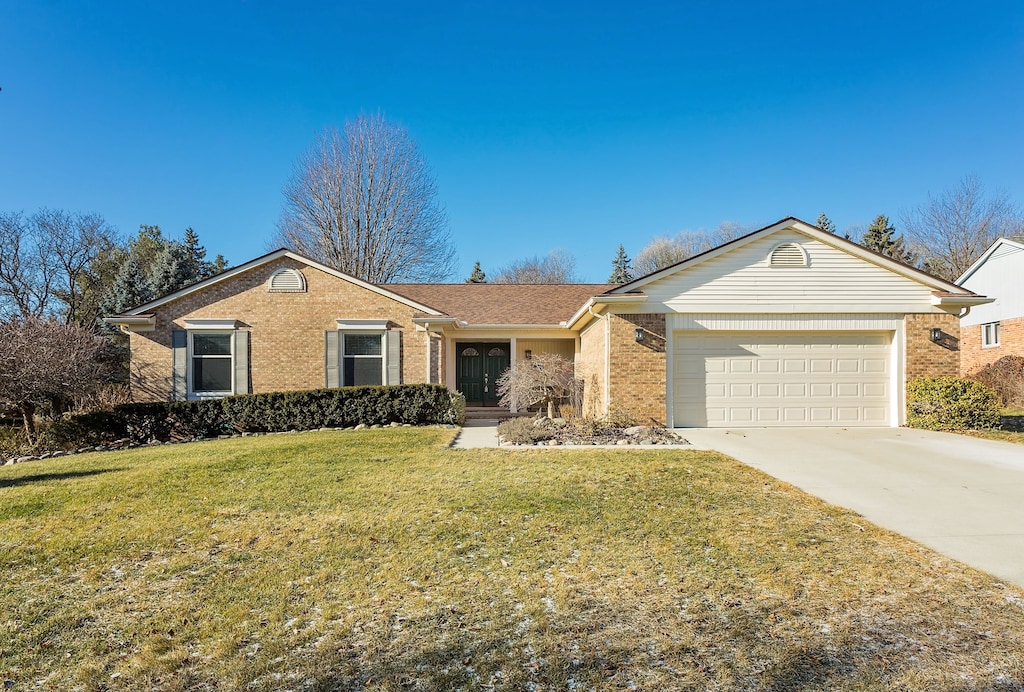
[{"x1": 103, "y1": 315, "x2": 156, "y2": 333}]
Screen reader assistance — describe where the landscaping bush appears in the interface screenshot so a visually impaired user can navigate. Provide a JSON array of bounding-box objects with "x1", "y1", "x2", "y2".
[
  {"x1": 42, "y1": 410, "x2": 128, "y2": 449},
  {"x1": 906, "y1": 377, "x2": 1002, "y2": 431},
  {"x1": 968, "y1": 356, "x2": 1024, "y2": 409},
  {"x1": 496, "y1": 416, "x2": 554, "y2": 445},
  {"x1": 12, "y1": 385, "x2": 466, "y2": 455}
]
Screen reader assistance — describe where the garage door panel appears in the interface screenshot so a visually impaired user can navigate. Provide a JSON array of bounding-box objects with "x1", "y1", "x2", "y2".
[
  {"x1": 674, "y1": 331, "x2": 892, "y2": 427},
  {"x1": 809, "y1": 383, "x2": 833, "y2": 397},
  {"x1": 836, "y1": 382, "x2": 860, "y2": 397}
]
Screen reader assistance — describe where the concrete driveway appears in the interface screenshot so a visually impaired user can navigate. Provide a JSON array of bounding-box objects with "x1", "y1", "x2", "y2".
[{"x1": 681, "y1": 427, "x2": 1024, "y2": 588}]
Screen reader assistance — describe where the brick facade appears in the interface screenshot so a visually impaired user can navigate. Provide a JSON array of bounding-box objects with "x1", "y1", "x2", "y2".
[
  {"x1": 606, "y1": 313, "x2": 667, "y2": 425},
  {"x1": 960, "y1": 316, "x2": 1024, "y2": 376},
  {"x1": 127, "y1": 257, "x2": 430, "y2": 402},
  {"x1": 576, "y1": 319, "x2": 606, "y2": 418},
  {"x1": 904, "y1": 312, "x2": 962, "y2": 382}
]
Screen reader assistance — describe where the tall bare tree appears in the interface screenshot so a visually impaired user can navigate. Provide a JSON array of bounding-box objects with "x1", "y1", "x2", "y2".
[
  {"x1": 633, "y1": 222, "x2": 751, "y2": 276},
  {"x1": 0, "y1": 209, "x2": 118, "y2": 324},
  {"x1": 492, "y1": 249, "x2": 579, "y2": 284},
  {"x1": 901, "y1": 176, "x2": 1024, "y2": 281},
  {"x1": 275, "y1": 114, "x2": 456, "y2": 283}
]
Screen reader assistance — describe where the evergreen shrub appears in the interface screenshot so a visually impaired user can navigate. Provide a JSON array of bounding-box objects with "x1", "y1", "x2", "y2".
[{"x1": 906, "y1": 377, "x2": 1002, "y2": 431}]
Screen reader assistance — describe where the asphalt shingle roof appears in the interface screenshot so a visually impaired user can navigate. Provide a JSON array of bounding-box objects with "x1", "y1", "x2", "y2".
[{"x1": 389, "y1": 283, "x2": 614, "y2": 325}]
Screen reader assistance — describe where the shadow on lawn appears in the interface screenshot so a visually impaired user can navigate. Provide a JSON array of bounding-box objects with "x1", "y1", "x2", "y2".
[{"x1": 0, "y1": 467, "x2": 125, "y2": 489}]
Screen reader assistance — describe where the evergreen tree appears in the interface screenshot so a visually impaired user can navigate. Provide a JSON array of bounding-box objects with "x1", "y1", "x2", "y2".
[
  {"x1": 148, "y1": 242, "x2": 194, "y2": 297},
  {"x1": 102, "y1": 256, "x2": 154, "y2": 315},
  {"x1": 608, "y1": 244, "x2": 633, "y2": 283},
  {"x1": 816, "y1": 212, "x2": 837, "y2": 235},
  {"x1": 465, "y1": 261, "x2": 487, "y2": 283},
  {"x1": 861, "y1": 215, "x2": 915, "y2": 264}
]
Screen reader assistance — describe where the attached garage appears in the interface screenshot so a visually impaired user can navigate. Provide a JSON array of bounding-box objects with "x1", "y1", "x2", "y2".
[{"x1": 673, "y1": 331, "x2": 893, "y2": 427}]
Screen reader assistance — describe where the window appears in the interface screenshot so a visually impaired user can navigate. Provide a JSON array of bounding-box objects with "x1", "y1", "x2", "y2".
[
  {"x1": 343, "y1": 332, "x2": 383, "y2": 385},
  {"x1": 982, "y1": 322, "x2": 1001, "y2": 348},
  {"x1": 190, "y1": 332, "x2": 233, "y2": 396}
]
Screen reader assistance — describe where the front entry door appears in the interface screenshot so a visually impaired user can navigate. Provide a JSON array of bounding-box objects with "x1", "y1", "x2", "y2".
[{"x1": 456, "y1": 343, "x2": 510, "y2": 406}]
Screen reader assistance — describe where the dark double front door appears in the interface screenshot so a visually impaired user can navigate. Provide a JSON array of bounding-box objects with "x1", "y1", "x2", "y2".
[{"x1": 456, "y1": 342, "x2": 510, "y2": 406}]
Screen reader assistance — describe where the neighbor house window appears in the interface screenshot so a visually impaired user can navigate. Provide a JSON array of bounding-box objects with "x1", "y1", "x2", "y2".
[
  {"x1": 982, "y1": 322, "x2": 1001, "y2": 348},
  {"x1": 190, "y1": 331, "x2": 233, "y2": 396},
  {"x1": 342, "y1": 332, "x2": 384, "y2": 385}
]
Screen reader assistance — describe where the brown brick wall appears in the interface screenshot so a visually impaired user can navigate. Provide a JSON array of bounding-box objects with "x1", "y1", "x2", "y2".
[
  {"x1": 904, "y1": 313, "x2": 961, "y2": 382},
  {"x1": 960, "y1": 316, "x2": 1024, "y2": 375},
  {"x1": 127, "y1": 257, "x2": 429, "y2": 402},
  {"x1": 607, "y1": 313, "x2": 666, "y2": 425},
  {"x1": 576, "y1": 319, "x2": 606, "y2": 418}
]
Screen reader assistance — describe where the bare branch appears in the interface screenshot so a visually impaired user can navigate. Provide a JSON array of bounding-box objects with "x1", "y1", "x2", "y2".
[
  {"x1": 275, "y1": 114, "x2": 456, "y2": 283},
  {"x1": 901, "y1": 176, "x2": 1024, "y2": 281}
]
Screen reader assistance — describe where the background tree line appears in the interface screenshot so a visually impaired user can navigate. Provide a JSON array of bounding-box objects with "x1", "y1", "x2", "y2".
[
  {"x1": 0, "y1": 214, "x2": 227, "y2": 442},
  {"x1": 0, "y1": 212, "x2": 226, "y2": 327}
]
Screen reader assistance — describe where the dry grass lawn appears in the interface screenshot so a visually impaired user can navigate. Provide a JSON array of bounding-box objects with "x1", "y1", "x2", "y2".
[{"x1": 2, "y1": 428, "x2": 1024, "y2": 690}]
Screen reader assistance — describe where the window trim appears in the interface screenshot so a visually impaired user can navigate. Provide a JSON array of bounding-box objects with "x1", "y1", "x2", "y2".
[
  {"x1": 982, "y1": 321, "x2": 1001, "y2": 348},
  {"x1": 187, "y1": 330, "x2": 235, "y2": 399}
]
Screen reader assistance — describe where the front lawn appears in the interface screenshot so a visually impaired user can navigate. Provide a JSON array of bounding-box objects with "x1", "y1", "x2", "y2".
[{"x1": 2, "y1": 429, "x2": 1023, "y2": 690}]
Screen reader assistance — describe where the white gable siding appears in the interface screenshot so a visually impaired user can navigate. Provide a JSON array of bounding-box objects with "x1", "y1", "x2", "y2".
[
  {"x1": 640, "y1": 230, "x2": 940, "y2": 314},
  {"x1": 960, "y1": 243, "x2": 1024, "y2": 327}
]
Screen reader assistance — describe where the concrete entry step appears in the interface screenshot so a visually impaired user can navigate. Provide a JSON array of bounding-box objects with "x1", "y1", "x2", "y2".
[{"x1": 464, "y1": 406, "x2": 525, "y2": 422}]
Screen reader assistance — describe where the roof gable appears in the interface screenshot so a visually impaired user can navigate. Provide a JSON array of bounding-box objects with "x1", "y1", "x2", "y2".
[
  {"x1": 610, "y1": 217, "x2": 973, "y2": 296},
  {"x1": 116, "y1": 248, "x2": 444, "y2": 317},
  {"x1": 957, "y1": 237, "x2": 1024, "y2": 285}
]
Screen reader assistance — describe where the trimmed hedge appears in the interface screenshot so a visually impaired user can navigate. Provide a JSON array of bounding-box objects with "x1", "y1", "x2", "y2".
[
  {"x1": 41, "y1": 385, "x2": 465, "y2": 450},
  {"x1": 906, "y1": 377, "x2": 1001, "y2": 431}
]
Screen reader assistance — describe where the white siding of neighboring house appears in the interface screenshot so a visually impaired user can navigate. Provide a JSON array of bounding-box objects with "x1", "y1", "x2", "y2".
[
  {"x1": 639, "y1": 229, "x2": 943, "y2": 314},
  {"x1": 959, "y1": 242, "x2": 1024, "y2": 327}
]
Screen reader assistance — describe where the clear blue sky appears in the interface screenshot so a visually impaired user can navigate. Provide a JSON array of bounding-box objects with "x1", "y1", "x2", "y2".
[{"x1": 2, "y1": 1, "x2": 1022, "y2": 282}]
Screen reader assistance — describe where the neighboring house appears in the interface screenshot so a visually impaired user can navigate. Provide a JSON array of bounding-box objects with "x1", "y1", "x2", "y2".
[
  {"x1": 957, "y1": 237, "x2": 1024, "y2": 374},
  {"x1": 106, "y1": 218, "x2": 989, "y2": 428}
]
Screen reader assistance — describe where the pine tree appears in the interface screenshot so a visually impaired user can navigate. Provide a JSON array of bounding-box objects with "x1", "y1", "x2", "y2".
[
  {"x1": 816, "y1": 212, "x2": 837, "y2": 235},
  {"x1": 608, "y1": 244, "x2": 633, "y2": 283},
  {"x1": 465, "y1": 261, "x2": 487, "y2": 283},
  {"x1": 102, "y1": 256, "x2": 154, "y2": 315},
  {"x1": 861, "y1": 215, "x2": 915, "y2": 264},
  {"x1": 148, "y1": 242, "x2": 194, "y2": 297}
]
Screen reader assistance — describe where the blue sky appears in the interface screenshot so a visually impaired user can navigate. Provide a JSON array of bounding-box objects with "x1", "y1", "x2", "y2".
[{"x1": 2, "y1": 1, "x2": 1022, "y2": 282}]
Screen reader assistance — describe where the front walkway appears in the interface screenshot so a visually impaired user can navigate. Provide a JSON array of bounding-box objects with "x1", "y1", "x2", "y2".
[{"x1": 451, "y1": 419, "x2": 502, "y2": 448}]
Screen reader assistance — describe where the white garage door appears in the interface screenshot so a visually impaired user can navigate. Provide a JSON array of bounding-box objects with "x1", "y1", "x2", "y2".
[{"x1": 673, "y1": 331, "x2": 891, "y2": 427}]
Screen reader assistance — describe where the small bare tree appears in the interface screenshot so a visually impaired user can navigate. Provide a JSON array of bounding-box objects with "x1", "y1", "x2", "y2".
[
  {"x1": 492, "y1": 248, "x2": 579, "y2": 284},
  {"x1": 275, "y1": 114, "x2": 456, "y2": 283},
  {"x1": 496, "y1": 353, "x2": 577, "y2": 418},
  {"x1": 0, "y1": 317, "x2": 118, "y2": 443},
  {"x1": 902, "y1": 176, "x2": 1024, "y2": 281}
]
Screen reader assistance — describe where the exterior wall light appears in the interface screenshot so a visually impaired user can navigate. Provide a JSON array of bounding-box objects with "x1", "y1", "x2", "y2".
[
  {"x1": 635, "y1": 327, "x2": 645, "y2": 343},
  {"x1": 524, "y1": 349, "x2": 532, "y2": 360},
  {"x1": 930, "y1": 328, "x2": 942, "y2": 343}
]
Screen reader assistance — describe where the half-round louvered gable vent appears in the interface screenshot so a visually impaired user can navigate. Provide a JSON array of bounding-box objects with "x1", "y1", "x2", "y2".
[
  {"x1": 768, "y1": 243, "x2": 808, "y2": 267},
  {"x1": 267, "y1": 268, "x2": 307, "y2": 292}
]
